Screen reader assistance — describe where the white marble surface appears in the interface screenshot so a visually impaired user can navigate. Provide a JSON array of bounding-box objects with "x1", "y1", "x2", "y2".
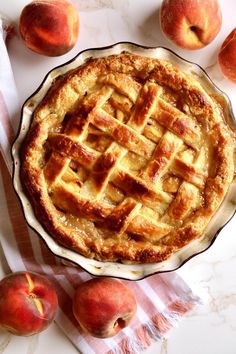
[{"x1": 0, "y1": 0, "x2": 236, "y2": 353}]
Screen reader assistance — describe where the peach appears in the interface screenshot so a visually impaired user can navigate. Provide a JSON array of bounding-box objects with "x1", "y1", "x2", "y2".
[
  {"x1": 218, "y1": 28, "x2": 236, "y2": 83},
  {"x1": 19, "y1": 0, "x2": 79, "y2": 56},
  {"x1": 73, "y1": 278, "x2": 137, "y2": 338},
  {"x1": 0, "y1": 272, "x2": 58, "y2": 336},
  {"x1": 160, "y1": 0, "x2": 222, "y2": 50}
]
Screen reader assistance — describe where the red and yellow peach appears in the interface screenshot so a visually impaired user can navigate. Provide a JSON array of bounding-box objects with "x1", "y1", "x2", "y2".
[
  {"x1": 19, "y1": 0, "x2": 79, "y2": 56},
  {"x1": 160, "y1": 0, "x2": 222, "y2": 50},
  {"x1": 73, "y1": 278, "x2": 137, "y2": 338},
  {"x1": 0, "y1": 272, "x2": 58, "y2": 336},
  {"x1": 218, "y1": 28, "x2": 236, "y2": 83}
]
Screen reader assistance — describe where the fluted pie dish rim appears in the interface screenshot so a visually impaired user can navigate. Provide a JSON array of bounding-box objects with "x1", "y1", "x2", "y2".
[{"x1": 12, "y1": 42, "x2": 236, "y2": 280}]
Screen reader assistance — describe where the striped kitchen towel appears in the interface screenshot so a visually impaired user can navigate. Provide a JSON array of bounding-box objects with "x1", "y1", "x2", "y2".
[{"x1": 0, "y1": 16, "x2": 201, "y2": 354}]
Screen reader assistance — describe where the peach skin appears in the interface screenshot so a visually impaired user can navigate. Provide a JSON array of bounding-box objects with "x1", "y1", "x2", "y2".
[
  {"x1": 0, "y1": 272, "x2": 58, "y2": 336},
  {"x1": 73, "y1": 278, "x2": 137, "y2": 338},
  {"x1": 160, "y1": 0, "x2": 222, "y2": 50},
  {"x1": 19, "y1": 0, "x2": 79, "y2": 56},
  {"x1": 218, "y1": 28, "x2": 236, "y2": 83}
]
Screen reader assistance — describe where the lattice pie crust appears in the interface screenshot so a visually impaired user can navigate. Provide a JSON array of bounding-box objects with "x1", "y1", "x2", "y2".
[{"x1": 21, "y1": 52, "x2": 235, "y2": 263}]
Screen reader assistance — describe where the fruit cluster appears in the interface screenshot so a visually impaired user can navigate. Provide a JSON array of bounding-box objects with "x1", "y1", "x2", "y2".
[
  {"x1": 0, "y1": 272, "x2": 137, "y2": 338},
  {"x1": 18, "y1": 0, "x2": 236, "y2": 83}
]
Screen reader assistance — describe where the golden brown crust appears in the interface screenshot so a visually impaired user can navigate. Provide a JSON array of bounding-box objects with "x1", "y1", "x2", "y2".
[{"x1": 20, "y1": 52, "x2": 235, "y2": 263}]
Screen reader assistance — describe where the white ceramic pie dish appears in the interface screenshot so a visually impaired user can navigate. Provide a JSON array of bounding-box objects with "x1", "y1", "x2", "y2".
[{"x1": 12, "y1": 42, "x2": 236, "y2": 280}]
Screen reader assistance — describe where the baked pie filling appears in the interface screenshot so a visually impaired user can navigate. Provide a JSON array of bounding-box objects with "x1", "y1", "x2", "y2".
[{"x1": 21, "y1": 52, "x2": 235, "y2": 263}]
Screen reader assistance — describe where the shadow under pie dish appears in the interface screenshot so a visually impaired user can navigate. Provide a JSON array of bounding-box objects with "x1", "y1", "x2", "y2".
[{"x1": 12, "y1": 43, "x2": 236, "y2": 279}]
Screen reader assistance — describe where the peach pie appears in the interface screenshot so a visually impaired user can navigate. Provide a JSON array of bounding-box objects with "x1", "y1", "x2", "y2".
[{"x1": 21, "y1": 52, "x2": 235, "y2": 263}]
